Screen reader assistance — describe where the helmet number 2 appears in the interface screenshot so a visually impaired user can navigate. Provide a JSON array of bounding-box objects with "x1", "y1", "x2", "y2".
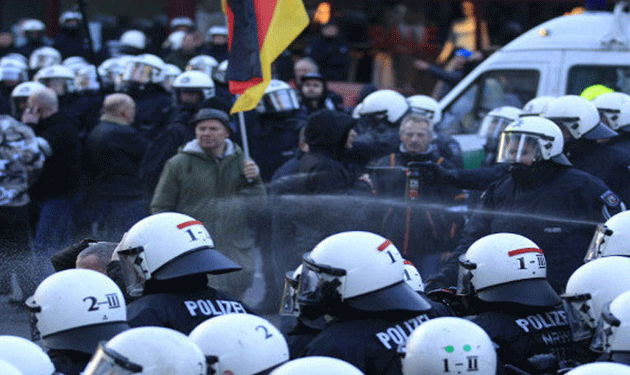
[
  {"x1": 255, "y1": 325, "x2": 273, "y2": 339},
  {"x1": 83, "y1": 294, "x2": 121, "y2": 311}
]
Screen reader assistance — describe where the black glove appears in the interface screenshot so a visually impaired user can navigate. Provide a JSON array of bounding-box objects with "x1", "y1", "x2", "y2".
[{"x1": 408, "y1": 161, "x2": 453, "y2": 185}]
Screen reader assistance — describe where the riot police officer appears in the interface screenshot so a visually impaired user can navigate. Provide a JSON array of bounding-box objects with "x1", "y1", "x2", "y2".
[
  {"x1": 458, "y1": 233, "x2": 580, "y2": 374},
  {"x1": 296, "y1": 231, "x2": 450, "y2": 375},
  {"x1": 115, "y1": 212, "x2": 253, "y2": 334}
]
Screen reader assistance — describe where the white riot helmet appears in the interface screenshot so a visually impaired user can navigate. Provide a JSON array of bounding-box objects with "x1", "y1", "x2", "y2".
[
  {"x1": 520, "y1": 96, "x2": 555, "y2": 117},
  {"x1": 565, "y1": 363, "x2": 630, "y2": 375},
  {"x1": 269, "y1": 357, "x2": 364, "y2": 375},
  {"x1": 496, "y1": 116, "x2": 571, "y2": 166},
  {"x1": 213, "y1": 60, "x2": 228, "y2": 85},
  {"x1": 256, "y1": 79, "x2": 300, "y2": 113},
  {"x1": 172, "y1": 70, "x2": 215, "y2": 106},
  {"x1": 29, "y1": 47, "x2": 61, "y2": 71},
  {"x1": 543, "y1": 95, "x2": 618, "y2": 140},
  {"x1": 2, "y1": 53, "x2": 28, "y2": 67},
  {"x1": 165, "y1": 31, "x2": 186, "y2": 51},
  {"x1": 0, "y1": 336, "x2": 55, "y2": 375},
  {"x1": 162, "y1": 64, "x2": 182, "y2": 92},
  {"x1": 10, "y1": 81, "x2": 46, "y2": 118},
  {"x1": 402, "y1": 317, "x2": 497, "y2": 375},
  {"x1": 297, "y1": 231, "x2": 433, "y2": 313},
  {"x1": 585, "y1": 211, "x2": 630, "y2": 261},
  {"x1": 22, "y1": 19, "x2": 45, "y2": 33},
  {"x1": 458, "y1": 233, "x2": 561, "y2": 306},
  {"x1": 478, "y1": 106, "x2": 523, "y2": 140},
  {"x1": 98, "y1": 56, "x2": 131, "y2": 91},
  {"x1": 592, "y1": 290, "x2": 630, "y2": 363},
  {"x1": 115, "y1": 212, "x2": 241, "y2": 297},
  {"x1": 562, "y1": 256, "x2": 630, "y2": 342},
  {"x1": 24, "y1": 269, "x2": 128, "y2": 354},
  {"x1": 59, "y1": 11, "x2": 82, "y2": 25},
  {"x1": 62, "y1": 56, "x2": 89, "y2": 75},
  {"x1": 403, "y1": 260, "x2": 424, "y2": 293},
  {"x1": 407, "y1": 95, "x2": 442, "y2": 125},
  {"x1": 122, "y1": 54, "x2": 165, "y2": 85},
  {"x1": 0, "y1": 360, "x2": 23, "y2": 375},
  {"x1": 208, "y1": 26, "x2": 228, "y2": 39},
  {"x1": 170, "y1": 17, "x2": 195, "y2": 31},
  {"x1": 34, "y1": 65, "x2": 76, "y2": 95},
  {"x1": 75, "y1": 65, "x2": 100, "y2": 92},
  {"x1": 592, "y1": 92, "x2": 630, "y2": 132},
  {"x1": 351, "y1": 103, "x2": 363, "y2": 119},
  {"x1": 83, "y1": 327, "x2": 206, "y2": 375},
  {"x1": 0, "y1": 56, "x2": 28, "y2": 71},
  {"x1": 186, "y1": 55, "x2": 219, "y2": 78},
  {"x1": 0, "y1": 65, "x2": 28, "y2": 85},
  {"x1": 359, "y1": 89, "x2": 410, "y2": 126},
  {"x1": 189, "y1": 314, "x2": 289, "y2": 375},
  {"x1": 120, "y1": 30, "x2": 146, "y2": 51}
]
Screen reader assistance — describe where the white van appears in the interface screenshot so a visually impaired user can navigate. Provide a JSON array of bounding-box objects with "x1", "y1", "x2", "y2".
[{"x1": 439, "y1": 2, "x2": 630, "y2": 168}]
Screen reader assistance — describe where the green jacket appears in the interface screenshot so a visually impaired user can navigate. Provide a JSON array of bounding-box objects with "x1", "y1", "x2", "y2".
[{"x1": 150, "y1": 139, "x2": 266, "y2": 249}]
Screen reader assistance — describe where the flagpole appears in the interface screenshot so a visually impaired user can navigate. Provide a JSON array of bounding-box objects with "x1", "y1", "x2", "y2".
[{"x1": 237, "y1": 108, "x2": 251, "y2": 160}]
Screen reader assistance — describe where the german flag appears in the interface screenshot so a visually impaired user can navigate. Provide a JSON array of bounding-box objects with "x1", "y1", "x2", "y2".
[{"x1": 222, "y1": 0, "x2": 309, "y2": 114}]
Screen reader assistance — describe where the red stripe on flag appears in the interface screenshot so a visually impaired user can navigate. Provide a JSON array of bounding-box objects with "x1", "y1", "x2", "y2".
[
  {"x1": 378, "y1": 240, "x2": 393, "y2": 251},
  {"x1": 177, "y1": 220, "x2": 203, "y2": 229},
  {"x1": 507, "y1": 248, "x2": 543, "y2": 257},
  {"x1": 254, "y1": 0, "x2": 279, "y2": 49},
  {"x1": 403, "y1": 260, "x2": 414, "y2": 266}
]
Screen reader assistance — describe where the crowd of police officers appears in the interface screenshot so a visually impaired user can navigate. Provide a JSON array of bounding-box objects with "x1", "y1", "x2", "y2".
[{"x1": 4, "y1": 9, "x2": 630, "y2": 375}]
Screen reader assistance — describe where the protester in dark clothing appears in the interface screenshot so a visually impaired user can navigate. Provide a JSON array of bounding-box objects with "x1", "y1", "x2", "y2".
[
  {"x1": 298, "y1": 73, "x2": 344, "y2": 115},
  {"x1": 52, "y1": 11, "x2": 91, "y2": 59},
  {"x1": 84, "y1": 94, "x2": 149, "y2": 241},
  {"x1": 369, "y1": 113, "x2": 464, "y2": 277},
  {"x1": 16, "y1": 19, "x2": 52, "y2": 60},
  {"x1": 298, "y1": 109, "x2": 358, "y2": 194},
  {"x1": 304, "y1": 21, "x2": 351, "y2": 82},
  {"x1": 22, "y1": 88, "x2": 81, "y2": 269}
]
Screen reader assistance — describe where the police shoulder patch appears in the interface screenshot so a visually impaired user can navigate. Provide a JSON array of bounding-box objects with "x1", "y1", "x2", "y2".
[{"x1": 600, "y1": 190, "x2": 620, "y2": 207}]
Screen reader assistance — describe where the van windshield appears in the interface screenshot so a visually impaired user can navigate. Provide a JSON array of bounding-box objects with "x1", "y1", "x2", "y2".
[
  {"x1": 440, "y1": 70, "x2": 539, "y2": 135},
  {"x1": 567, "y1": 65, "x2": 630, "y2": 96}
]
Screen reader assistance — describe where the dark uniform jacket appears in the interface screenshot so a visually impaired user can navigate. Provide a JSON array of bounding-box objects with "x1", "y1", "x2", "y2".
[
  {"x1": 470, "y1": 303, "x2": 581, "y2": 374},
  {"x1": 127, "y1": 276, "x2": 255, "y2": 334},
  {"x1": 431, "y1": 163, "x2": 623, "y2": 293},
  {"x1": 302, "y1": 302, "x2": 450, "y2": 375}
]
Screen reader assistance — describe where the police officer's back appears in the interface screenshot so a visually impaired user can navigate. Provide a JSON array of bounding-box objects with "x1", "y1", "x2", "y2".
[
  {"x1": 457, "y1": 233, "x2": 580, "y2": 374},
  {"x1": 117, "y1": 213, "x2": 254, "y2": 334},
  {"x1": 296, "y1": 231, "x2": 450, "y2": 375}
]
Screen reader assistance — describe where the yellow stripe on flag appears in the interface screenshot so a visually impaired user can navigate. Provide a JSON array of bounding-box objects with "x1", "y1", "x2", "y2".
[{"x1": 229, "y1": 0, "x2": 308, "y2": 114}]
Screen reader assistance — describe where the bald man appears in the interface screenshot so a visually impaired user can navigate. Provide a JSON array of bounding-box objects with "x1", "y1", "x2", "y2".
[
  {"x1": 85, "y1": 93, "x2": 149, "y2": 241},
  {"x1": 22, "y1": 87, "x2": 81, "y2": 285}
]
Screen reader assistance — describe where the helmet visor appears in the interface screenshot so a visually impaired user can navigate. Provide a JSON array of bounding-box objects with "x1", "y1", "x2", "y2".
[
  {"x1": 598, "y1": 108, "x2": 621, "y2": 130},
  {"x1": 561, "y1": 294, "x2": 595, "y2": 340},
  {"x1": 30, "y1": 55, "x2": 58, "y2": 70},
  {"x1": 279, "y1": 270, "x2": 299, "y2": 316},
  {"x1": 267, "y1": 89, "x2": 300, "y2": 112},
  {"x1": 591, "y1": 301, "x2": 620, "y2": 353},
  {"x1": 83, "y1": 342, "x2": 143, "y2": 375},
  {"x1": 117, "y1": 244, "x2": 147, "y2": 298},
  {"x1": 479, "y1": 115, "x2": 513, "y2": 140},
  {"x1": 409, "y1": 107, "x2": 436, "y2": 122},
  {"x1": 496, "y1": 132, "x2": 544, "y2": 165},
  {"x1": 123, "y1": 62, "x2": 154, "y2": 84},
  {"x1": 456, "y1": 254, "x2": 476, "y2": 296},
  {"x1": 584, "y1": 224, "x2": 613, "y2": 262}
]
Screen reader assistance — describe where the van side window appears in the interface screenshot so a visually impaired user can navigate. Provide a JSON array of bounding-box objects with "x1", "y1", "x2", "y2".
[
  {"x1": 567, "y1": 66, "x2": 630, "y2": 96},
  {"x1": 441, "y1": 70, "x2": 539, "y2": 135}
]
